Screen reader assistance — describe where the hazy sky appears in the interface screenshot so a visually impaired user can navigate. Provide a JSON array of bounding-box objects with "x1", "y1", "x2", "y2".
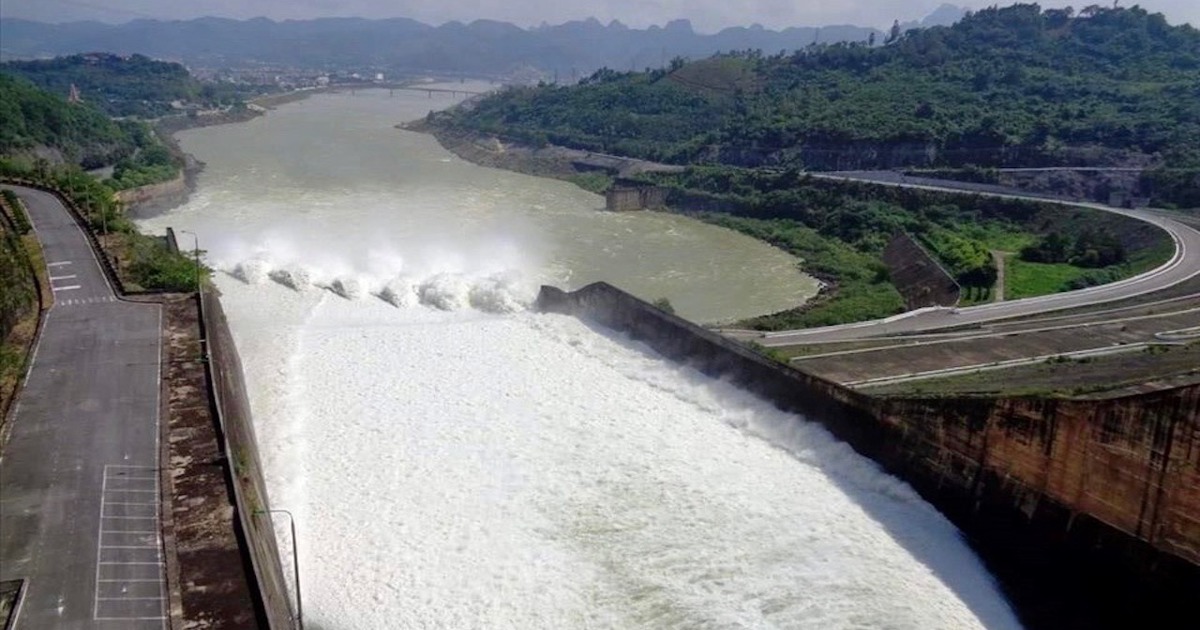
[{"x1": 3, "y1": 0, "x2": 1197, "y2": 31}]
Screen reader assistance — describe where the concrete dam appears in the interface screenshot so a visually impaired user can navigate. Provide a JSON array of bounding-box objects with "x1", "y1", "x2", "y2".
[{"x1": 536, "y1": 281, "x2": 1200, "y2": 630}]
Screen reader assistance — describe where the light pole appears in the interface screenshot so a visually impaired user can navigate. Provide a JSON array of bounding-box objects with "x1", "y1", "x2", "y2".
[
  {"x1": 179, "y1": 229, "x2": 206, "y2": 361},
  {"x1": 255, "y1": 509, "x2": 303, "y2": 630},
  {"x1": 178, "y1": 230, "x2": 201, "y2": 294}
]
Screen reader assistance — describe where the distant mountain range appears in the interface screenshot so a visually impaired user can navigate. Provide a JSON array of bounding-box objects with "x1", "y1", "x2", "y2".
[{"x1": 0, "y1": 5, "x2": 968, "y2": 78}]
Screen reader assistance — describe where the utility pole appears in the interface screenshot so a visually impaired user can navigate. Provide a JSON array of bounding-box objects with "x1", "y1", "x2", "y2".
[{"x1": 179, "y1": 229, "x2": 205, "y2": 361}]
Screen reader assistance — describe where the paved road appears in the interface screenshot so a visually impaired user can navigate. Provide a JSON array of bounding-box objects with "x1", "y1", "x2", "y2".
[
  {"x1": 753, "y1": 172, "x2": 1200, "y2": 346},
  {"x1": 0, "y1": 186, "x2": 166, "y2": 629}
]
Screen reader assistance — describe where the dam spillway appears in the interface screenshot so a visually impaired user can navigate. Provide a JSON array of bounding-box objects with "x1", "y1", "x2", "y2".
[
  {"x1": 135, "y1": 86, "x2": 1020, "y2": 628},
  {"x1": 209, "y1": 273, "x2": 1019, "y2": 629}
]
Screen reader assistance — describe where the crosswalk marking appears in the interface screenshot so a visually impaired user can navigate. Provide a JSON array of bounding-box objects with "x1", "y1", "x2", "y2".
[{"x1": 59, "y1": 297, "x2": 118, "y2": 306}]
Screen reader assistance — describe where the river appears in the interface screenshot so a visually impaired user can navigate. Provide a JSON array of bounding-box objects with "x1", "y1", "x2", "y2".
[{"x1": 138, "y1": 86, "x2": 1020, "y2": 629}]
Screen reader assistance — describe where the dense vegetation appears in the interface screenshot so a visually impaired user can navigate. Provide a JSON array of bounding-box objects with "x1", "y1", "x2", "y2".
[
  {"x1": 108, "y1": 141, "x2": 180, "y2": 191},
  {"x1": 0, "y1": 69, "x2": 183, "y2": 187},
  {"x1": 626, "y1": 166, "x2": 1168, "y2": 327},
  {"x1": 0, "y1": 192, "x2": 36, "y2": 342},
  {"x1": 0, "y1": 73, "x2": 138, "y2": 168},
  {"x1": 0, "y1": 190, "x2": 40, "y2": 419},
  {"x1": 1, "y1": 53, "x2": 245, "y2": 118},
  {"x1": 448, "y1": 5, "x2": 1200, "y2": 195},
  {"x1": 430, "y1": 4, "x2": 1192, "y2": 327}
]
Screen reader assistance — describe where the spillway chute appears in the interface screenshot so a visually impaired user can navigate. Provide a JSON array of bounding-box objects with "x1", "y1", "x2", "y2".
[
  {"x1": 232, "y1": 258, "x2": 272, "y2": 284},
  {"x1": 418, "y1": 273, "x2": 473, "y2": 311},
  {"x1": 329, "y1": 276, "x2": 366, "y2": 300},
  {"x1": 378, "y1": 275, "x2": 420, "y2": 308},
  {"x1": 269, "y1": 265, "x2": 315, "y2": 292}
]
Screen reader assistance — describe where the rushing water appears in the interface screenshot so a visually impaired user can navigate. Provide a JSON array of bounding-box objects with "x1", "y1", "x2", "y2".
[{"x1": 139, "y1": 87, "x2": 1020, "y2": 629}]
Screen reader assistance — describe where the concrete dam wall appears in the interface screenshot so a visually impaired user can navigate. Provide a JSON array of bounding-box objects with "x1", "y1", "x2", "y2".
[
  {"x1": 536, "y1": 281, "x2": 1199, "y2": 629},
  {"x1": 200, "y1": 287, "x2": 295, "y2": 628}
]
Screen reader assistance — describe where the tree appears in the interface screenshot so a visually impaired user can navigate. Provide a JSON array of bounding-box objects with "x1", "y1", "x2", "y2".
[{"x1": 886, "y1": 20, "x2": 902, "y2": 44}]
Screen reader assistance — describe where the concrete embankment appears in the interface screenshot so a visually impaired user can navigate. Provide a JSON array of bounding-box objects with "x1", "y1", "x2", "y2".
[
  {"x1": 115, "y1": 170, "x2": 189, "y2": 213},
  {"x1": 199, "y1": 286, "x2": 295, "y2": 628},
  {"x1": 537, "y1": 281, "x2": 1199, "y2": 630}
]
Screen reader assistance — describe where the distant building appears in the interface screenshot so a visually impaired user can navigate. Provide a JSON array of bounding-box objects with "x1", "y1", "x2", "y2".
[{"x1": 375, "y1": 73, "x2": 385, "y2": 82}]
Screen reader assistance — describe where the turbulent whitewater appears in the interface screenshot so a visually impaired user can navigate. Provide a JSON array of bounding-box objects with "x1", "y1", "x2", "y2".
[{"x1": 139, "y1": 87, "x2": 1021, "y2": 629}]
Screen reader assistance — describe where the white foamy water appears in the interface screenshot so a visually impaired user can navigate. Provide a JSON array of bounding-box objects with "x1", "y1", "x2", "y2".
[
  {"x1": 214, "y1": 279, "x2": 1020, "y2": 629},
  {"x1": 138, "y1": 87, "x2": 1021, "y2": 629}
]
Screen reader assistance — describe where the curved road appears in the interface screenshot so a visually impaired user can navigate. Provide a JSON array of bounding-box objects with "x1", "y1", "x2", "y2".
[{"x1": 755, "y1": 172, "x2": 1200, "y2": 346}]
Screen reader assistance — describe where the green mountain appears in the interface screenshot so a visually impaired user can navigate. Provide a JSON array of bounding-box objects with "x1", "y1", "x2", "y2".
[
  {"x1": 0, "y1": 72, "x2": 136, "y2": 167},
  {"x1": 445, "y1": 5, "x2": 1200, "y2": 172},
  {"x1": 1, "y1": 53, "x2": 242, "y2": 119}
]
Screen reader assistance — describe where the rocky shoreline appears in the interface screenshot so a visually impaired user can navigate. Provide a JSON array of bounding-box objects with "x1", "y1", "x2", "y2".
[{"x1": 404, "y1": 118, "x2": 685, "y2": 181}]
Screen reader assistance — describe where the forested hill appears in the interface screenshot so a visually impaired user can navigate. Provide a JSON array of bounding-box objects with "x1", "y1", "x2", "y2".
[
  {"x1": 444, "y1": 5, "x2": 1200, "y2": 172},
  {"x1": 0, "y1": 73, "x2": 136, "y2": 167},
  {"x1": 1, "y1": 53, "x2": 242, "y2": 118}
]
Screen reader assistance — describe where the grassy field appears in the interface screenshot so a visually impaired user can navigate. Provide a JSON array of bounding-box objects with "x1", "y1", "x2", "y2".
[
  {"x1": 1004, "y1": 256, "x2": 1093, "y2": 300},
  {"x1": 1005, "y1": 238, "x2": 1175, "y2": 301},
  {"x1": 955, "y1": 222, "x2": 1038, "y2": 252}
]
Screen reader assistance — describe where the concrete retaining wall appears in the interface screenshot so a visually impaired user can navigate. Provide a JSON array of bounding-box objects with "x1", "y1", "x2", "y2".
[
  {"x1": 200, "y1": 287, "x2": 294, "y2": 629},
  {"x1": 538, "y1": 281, "x2": 1199, "y2": 628},
  {"x1": 882, "y1": 232, "x2": 961, "y2": 309},
  {"x1": 114, "y1": 171, "x2": 187, "y2": 210}
]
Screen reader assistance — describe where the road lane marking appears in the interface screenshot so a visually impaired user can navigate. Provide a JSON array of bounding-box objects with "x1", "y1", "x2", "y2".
[
  {"x1": 47, "y1": 261, "x2": 72, "y2": 267},
  {"x1": 50, "y1": 274, "x2": 77, "y2": 281},
  {"x1": 52, "y1": 285, "x2": 81, "y2": 291}
]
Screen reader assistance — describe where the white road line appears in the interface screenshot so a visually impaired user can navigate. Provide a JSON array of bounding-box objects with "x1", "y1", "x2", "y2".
[
  {"x1": 103, "y1": 502, "x2": 159, "y2": 507},
  {"x1": 100, "y1": 546, "x2": 161, "y2": 550},
  {"x1": 95, "y1": 468, "x2": 107, "y2": 620},
  {"x1": 95, "y1": 617, "x2": 166, "y2": 621},
  {"x1": 49, "y1": 274, "x2": 77, "y2": 281},
  {"x1": 47, "y1": 261, "x2": 72, "y2": 267},
  {"x1": 52, "y1": 285, "x2": 81, "y2": 291},
  {"x1": 102, "y1": 489, "x2": 158, "y2": 493},
  {"x1": 100, "y1": 516, "x2": 158, "y2": 520},
  {"x1": 97, "y1": 579, "x2": 162, "y2": 583},
  {"x1": 98, "y1": 562, "x2": 164, "y2": 566},
  {"x1": 97, "y1": 597, "x2": 165, "y2": 601}
]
